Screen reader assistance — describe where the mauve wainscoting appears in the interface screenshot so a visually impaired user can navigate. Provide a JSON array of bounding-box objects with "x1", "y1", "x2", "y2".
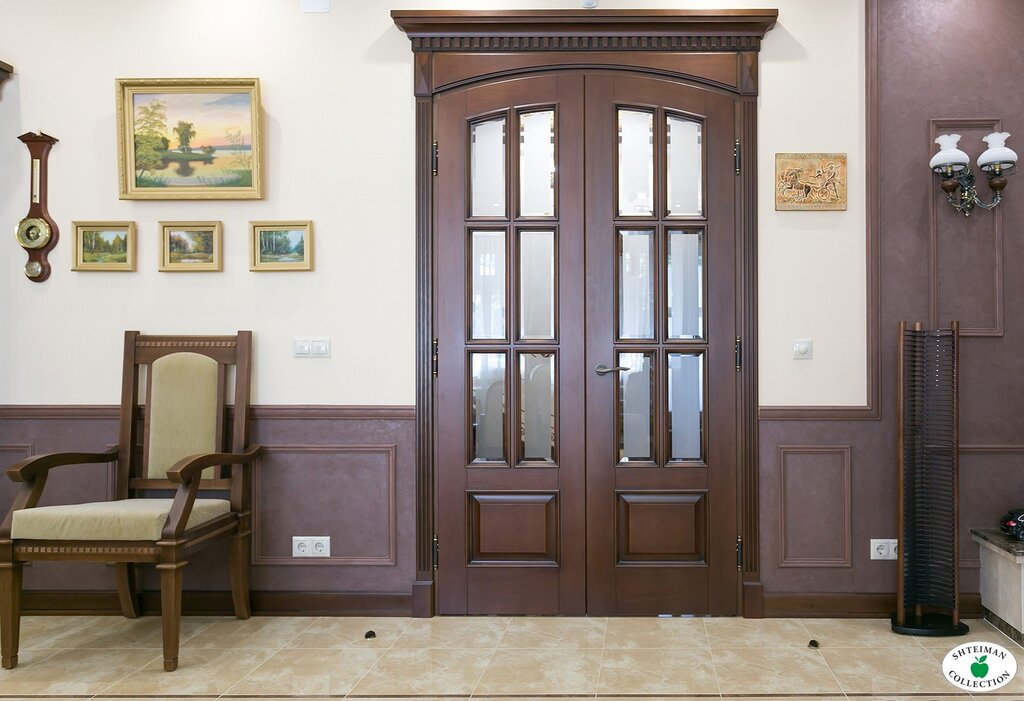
[
  {"x1": 0, "y1": 405, "x2": 416, "y2": 615},
  {"x1": 758, "y1": 0, "x2": 1024, "y2": 617}
]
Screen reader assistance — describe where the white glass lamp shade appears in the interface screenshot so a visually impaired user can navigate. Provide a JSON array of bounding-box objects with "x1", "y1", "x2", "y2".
[
  {"x1": 930, "y1": 133, "x2": 971, "y2": 174},
  {"x1": 978, "y1": 132, "x2": 1018, "y2": 173}
]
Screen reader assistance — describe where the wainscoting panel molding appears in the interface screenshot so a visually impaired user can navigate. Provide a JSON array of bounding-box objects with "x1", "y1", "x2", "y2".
[{"x1": 778, "y1": 446, "x2": 853, "y2": 568}]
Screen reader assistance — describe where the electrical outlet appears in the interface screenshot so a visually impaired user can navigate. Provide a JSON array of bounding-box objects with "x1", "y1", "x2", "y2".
[
  {"x1": 870, "y1": 538, "x2": 898, "y2": 560},
  {"x1": 293, "y1": 536, "x2": 330, "y2": 558},
  {"x1": 292, "y1": 536, "x2": 311, "y2": 557},
  {"x1": 310, "y1": 536, "x2": 330, "y2": 557}
]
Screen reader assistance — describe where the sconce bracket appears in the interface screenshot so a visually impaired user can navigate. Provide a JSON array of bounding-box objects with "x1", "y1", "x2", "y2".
[{"x1": 940, "y1": 167, "x2": 1003, "y2": 217}]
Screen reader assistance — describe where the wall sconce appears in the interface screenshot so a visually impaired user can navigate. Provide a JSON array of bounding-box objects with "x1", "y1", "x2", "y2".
[{"x1": 930, "y1": 132, "x2": 1017, "y2": 216}]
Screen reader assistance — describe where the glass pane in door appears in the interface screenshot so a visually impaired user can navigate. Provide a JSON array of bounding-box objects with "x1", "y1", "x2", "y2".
[
  {"x1": 667, "y1": 229, "x2": 704, "y2": 339},
  {"x1": 471, "y1": 352, "x2": 507, "y2": 463},
  {"x1": 519, "y1": 110, "x2": 556, "y2": 217},
  {"x1": 519, "y1": 230, "x2": 555, "y2": 340},
  {"x1": 471, "y1": 117, "x2": 506, "y2": 217},
  {"x1": 619, "y1": 230, "x2": 654, "y2": 340},
  {"x1": 519, "y1": 353, "x2": 555, "y2": 462},
  {"x1": 667, "y1": 115, "x2": 702, "y2": 216},
  {"x1": 471, "y1": 230, "x2": 506, "y2": 340},
  {"x1": 667, "y1": 353, "x2": 704, "y2": 461},
  {"x1": 618, "y1": 109, "x2": 654, "y2": 216},
  {"x1": 618, "y1": 351, "x2": 654, "y2": 463}
]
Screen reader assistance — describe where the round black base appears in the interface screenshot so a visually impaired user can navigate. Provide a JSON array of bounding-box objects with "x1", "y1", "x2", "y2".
[{"x1": 891, "y1": 612, "x2": 970, "y2": 637}]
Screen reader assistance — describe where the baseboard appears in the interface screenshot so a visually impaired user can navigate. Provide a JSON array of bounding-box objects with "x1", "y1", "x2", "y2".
[
  {"x1": 23, "y1": 590, "x2": 413, "y2": 616},
  {"x1": 412, "y1": 579, "x2": 434, "y2": 617},
  {"x1": 742, "y1": 580, "x2": 764, "y2": 618},
  {"x1": 764, "y1": 591, "x2": 983, "y2": 618}
]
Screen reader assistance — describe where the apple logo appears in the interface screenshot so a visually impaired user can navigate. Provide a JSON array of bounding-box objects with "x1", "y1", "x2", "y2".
[{"x1": 972, "y1": 655, "x2": 989, "y2": 679}]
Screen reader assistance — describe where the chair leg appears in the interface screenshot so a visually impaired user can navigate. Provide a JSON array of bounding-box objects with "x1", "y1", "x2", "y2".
[
  {"x1": 157, "y1": 562, "x2": 185, "y2": 672},
  {"x1": 229, "y1": 532, "x2": 252, "y2": 620},
  {"x1": 0, "y1": 563, "x2": 23, "y2": 670},
  {"x1": 115, "y1": 564, "x2": 140, "y2": 619}
]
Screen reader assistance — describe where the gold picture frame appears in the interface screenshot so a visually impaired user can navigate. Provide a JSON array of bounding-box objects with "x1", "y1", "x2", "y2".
[
  {"x1": 117, "y1": 78, "x2": 263, "y2": 200},
  {"x1": 71, "y1": 221, "x2": 136, "y2": 272},
  {"x1": 250, "y1": 221, "x2": 314, "y2": 271},
  {"x1": 775, "y1": 152, "x2": 848, "y2": 211},
  {"x1": 159, "y1": 221, "x2": 223, "y2": 272}
]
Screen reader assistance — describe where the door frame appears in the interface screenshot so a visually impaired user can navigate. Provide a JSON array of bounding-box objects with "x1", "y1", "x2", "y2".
[{"x1": 392, "y1": 9, "x2": 778, "y2": 617}]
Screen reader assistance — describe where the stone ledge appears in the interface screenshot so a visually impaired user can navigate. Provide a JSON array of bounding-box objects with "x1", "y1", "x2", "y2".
[{"x1": 972, "y1": 528, "x2": 1024, "y2": 561}]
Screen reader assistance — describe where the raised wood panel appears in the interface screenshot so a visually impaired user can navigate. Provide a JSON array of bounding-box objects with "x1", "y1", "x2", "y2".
[
  {"x1": 251, "y1": 444, "x2": 397, "y2": 566},
  {"x1": 778, "y1": 446, "x2": 852, "y2": 568},
  {"x1": 468, "y1": 492, "x2": 558, "y2": 564},
  {"x1": 929, "y1": 117, "x2": 1004, "y2": 337},
  {"x1": 616, "y1": 492, "x2": 707, "y2": 564}
]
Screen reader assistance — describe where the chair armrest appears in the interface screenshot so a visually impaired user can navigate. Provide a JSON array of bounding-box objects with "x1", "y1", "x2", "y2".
[
  {"x1": 165, "y1": 445, "x2": 262, "y2": 484},
  {"x1": 6, "y1": 449, "x2": 120, "y2": 483}
]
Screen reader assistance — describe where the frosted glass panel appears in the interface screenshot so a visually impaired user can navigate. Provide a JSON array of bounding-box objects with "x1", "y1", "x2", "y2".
[
  {"x1": 471, "y1": 230, "x2": 506, "y2": 340},
  {"x1": 668, "y1": 353, "x2": 704, "y2": 461},
  {"x1": 667, "y1": 115, "x2": 703, "y2": 216},
  {"x1": 519, "y1": 230, "x2": 555, "y2": 340},
  {"x1": 667, "y1": 230, "x2": 704, "y2": 339},
  {"x1": 471, "y1": 353, "x2": 506, "y2": 462},
  {"x1": 619, "y1": 352, "x2": 653, "y2": 463},
  {"x1": 520, "y1": 353, "x2": 555, "y2": 462},
  {"x1": 618, "y1": 109, "x2": 654, "y2": 216},
  {"x1": 519, "y1": 110, "x2": 555, "y2": 217},
  {"x1": 619, "y1": 230, "x2": 654, "y2": 340},
  {"x1": 471, "y1": 117, "x2": 506, "y2": 217}
]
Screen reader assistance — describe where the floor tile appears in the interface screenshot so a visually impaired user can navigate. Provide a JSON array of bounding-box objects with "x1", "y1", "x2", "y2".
[
  {"x1": 287, "y1": 615, "x2": 411, "y2": 648},
  {"x1": 800, "y1": 617, "x2": 924, "y2": 648},
  {"x1": 76, "y1": 615, "x2": 220, "y2": 648},
  {"x1": 0, "y1": 647, "x2": 160, "y2": 696},
  {"x1": 476, "y1": 648, "x2": 601, "y2": 695},
  {"x1": 225, "y1": 647, "x2": 383, "y2": 696},
  {"x1": 392, "y1": 616, "x2": 509, "y2": 649},
  {"x1": 182, "y1": 615, "x2": 316, "y2": 648},
  {"x1": 19, "y1": 615, "x2": 120, "y2": 649},
  {"x1": 351, "y1": 647, "x2": 491, "y2": 695},
  {"x1": 915, "y1": 618, "x2": 1022, "y2": 648},
  {"x1": 705, "y1": 616, "x2": 810, "y2": 647},
  {"x1": 498, "y1": 616, "x2": 606, "y2": 649},
  {"x1": 713, "y1": 647, "x2": 844, "y2": 694},
  {"x1": 604, "y1": 616, "x2": 709, "y2": 648},
  {"x1": 822, "y1": 646, "x2": 955, "y2": 693},
  {"x1": 598, "y1": 648, "x2": 719, "y2": 695},
  {"x1": 98, "y1": 647, "x2": 275, "y2": 696}
]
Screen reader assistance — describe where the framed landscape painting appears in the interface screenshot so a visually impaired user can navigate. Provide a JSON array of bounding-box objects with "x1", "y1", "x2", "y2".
[
  {"x1": 117, "y1": 78, "x2": 262, "y2": 200},
  {"x1": 159, "y1": 221, "x2": 222, "y2": 272},
  {"x1": 72, "y1": 221, "x2": 136, "y2": 271},
  {"x1": 250, "y1": 221, "x2": 313, "y2": 271}
]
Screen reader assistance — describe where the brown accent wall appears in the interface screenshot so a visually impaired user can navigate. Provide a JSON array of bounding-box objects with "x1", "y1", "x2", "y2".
[
  {"x1": 760, "y1": 0, "x2": 1024, "y2": 608},
  {"x1": 0, "y1": 406, "x2": 416, "y2": 606}
]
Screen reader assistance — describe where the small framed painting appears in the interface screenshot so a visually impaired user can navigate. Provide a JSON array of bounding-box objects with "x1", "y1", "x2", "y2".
[
  {"x1": 249, "y1": 221, "x2": 313, "y2": 271},
  {"x1": 71, "y1": 221, "x2": 136, "y2": 271},
  {"x1": 775, "y1": 152, "x2": 848, "y2": 211},
  {"x1": 159, "y1": 221, "x2": 222, "y2": 272},
  {"x1": 116, "y1": 78, "x2": 263, "y2": 200}
]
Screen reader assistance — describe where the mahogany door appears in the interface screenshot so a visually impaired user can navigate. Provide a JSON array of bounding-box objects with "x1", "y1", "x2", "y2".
[{"x1": 434, "y1": 70, "x2": 738, "y2": 615}]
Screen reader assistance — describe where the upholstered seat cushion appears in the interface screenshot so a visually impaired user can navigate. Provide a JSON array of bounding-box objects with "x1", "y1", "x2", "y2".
[{"x1": 11, "y1": 499, "x2": 231, "y2": 541}]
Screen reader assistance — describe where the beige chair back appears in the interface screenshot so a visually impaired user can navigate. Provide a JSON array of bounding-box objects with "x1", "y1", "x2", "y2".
[{"x1": 146, "y1": 352, "x2": 219, "y2": 479}]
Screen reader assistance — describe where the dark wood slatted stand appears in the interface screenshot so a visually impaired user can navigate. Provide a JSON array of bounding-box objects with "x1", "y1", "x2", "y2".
[{"x1": 893, "y1": 321, "x2": 969, "y2": 636}]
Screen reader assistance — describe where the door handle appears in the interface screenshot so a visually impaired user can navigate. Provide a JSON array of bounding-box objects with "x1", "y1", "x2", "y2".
[{"x1": 595, "y1": 364, "x2": 630, "y2": 375}]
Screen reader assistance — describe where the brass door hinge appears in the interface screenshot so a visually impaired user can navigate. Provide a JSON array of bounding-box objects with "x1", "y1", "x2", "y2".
[
  {"x1": 431, "y1": 338, "x2": 439, "y2": 377},
  {"x1": 734, "y1": 139, "x2": 741, "y2": 176},
  {"x1": 735, "y1": 336, "x2": 742, "y2": 371},
  {"x1": 432, "y1": 533, "x2": 439, "y2": 570},
  {"x1": 432, "y1": 141, "x2": 438, "y2": 176},
  {"x1": 736, "y1": 534, "x2": 743, "y2": 570}
]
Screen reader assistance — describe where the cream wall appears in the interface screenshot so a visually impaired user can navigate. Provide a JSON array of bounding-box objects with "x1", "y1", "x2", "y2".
[{"x1": 0, "y1": 0, "x2": 865, "y2": 406}]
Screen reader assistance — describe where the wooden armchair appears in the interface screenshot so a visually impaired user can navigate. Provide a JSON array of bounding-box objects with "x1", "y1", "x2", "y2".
[{"x1": 0, "y1": 331, "x2": 262, "y2": 671}]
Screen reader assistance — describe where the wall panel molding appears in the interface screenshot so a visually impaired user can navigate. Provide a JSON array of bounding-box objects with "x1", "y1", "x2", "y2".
[
  {"x1": 778, "y1": 445, "x2": 852, "y2": 568},
  {"x1": 251, "y1": 444, "x2": 398, "y2": 567},
  {"x1": 928, "y1": 117, "x2": 1004, "y2": 337},
  {"x1": 0, "y1": 405, "x2": 415, "y2": 421}
]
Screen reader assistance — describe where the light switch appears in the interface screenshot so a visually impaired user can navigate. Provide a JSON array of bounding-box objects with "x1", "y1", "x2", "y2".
[
  {"x1": 293, "y1": 339, "x2": 311, "y2": 357},
  {"x1": 792, "y1": 339, "x2": 813, "y2": 360},
  {"x1": 300, "y1": 0, "x2": 330, "y2": 12},
  {"x1": 310, "y1": 338, "x2": 330, "y2": 358}
]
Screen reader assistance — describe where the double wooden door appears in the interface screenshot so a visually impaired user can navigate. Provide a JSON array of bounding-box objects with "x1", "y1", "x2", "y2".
[{"x1": 435, "y1": 71, "x2": 738, "y2": 615}]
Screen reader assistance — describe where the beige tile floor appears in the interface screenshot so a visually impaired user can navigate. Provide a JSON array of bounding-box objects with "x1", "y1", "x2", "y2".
[{"x1": 0, "y1": 614, "x2": 1014, "y2": 699}]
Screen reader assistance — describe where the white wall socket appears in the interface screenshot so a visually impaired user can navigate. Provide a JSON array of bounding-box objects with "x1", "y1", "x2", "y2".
[
  {"x1": 870, "y1": 538, "x2": 898, "y2": 560},
  {"x1": 292, "y1": 536, "x2": 331, "y2": 557}
]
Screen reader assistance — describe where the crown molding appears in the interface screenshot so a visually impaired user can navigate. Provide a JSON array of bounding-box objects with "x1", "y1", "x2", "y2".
[{"x1": 391, "y1": 9, "x2": 779, "y2": 53}]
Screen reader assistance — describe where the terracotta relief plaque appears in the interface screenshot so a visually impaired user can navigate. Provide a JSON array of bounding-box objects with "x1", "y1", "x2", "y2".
[{"x1": 775, "y1": 152, "x2": 847, "y2": 211}]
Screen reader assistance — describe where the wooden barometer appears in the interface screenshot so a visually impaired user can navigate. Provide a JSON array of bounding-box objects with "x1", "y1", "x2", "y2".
[{"x1": 15, "y1": 132, "x2": 59, "y2": 282}]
